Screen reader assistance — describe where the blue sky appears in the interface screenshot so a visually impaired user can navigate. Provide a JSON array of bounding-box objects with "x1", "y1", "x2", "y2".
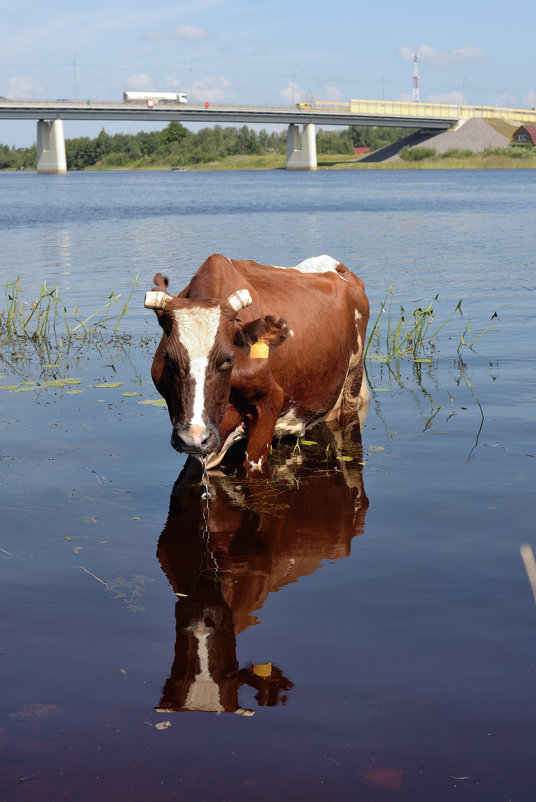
[{"x1": 1, "y1": 0, "x2": 535, "y2": 147}]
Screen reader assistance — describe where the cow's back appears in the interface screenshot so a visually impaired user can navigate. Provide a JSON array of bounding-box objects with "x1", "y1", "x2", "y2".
[
  {"x1": 184, "y1": 254, "x2": 369, "y2": 423},
  {"x1": 186, "y1": 253, "x2": 367, "y2": 344}
]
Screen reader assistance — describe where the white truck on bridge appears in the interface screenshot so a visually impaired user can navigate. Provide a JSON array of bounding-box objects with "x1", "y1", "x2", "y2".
[{"x1": 122, "y1": 91, "x2": 188, "y2": 104}]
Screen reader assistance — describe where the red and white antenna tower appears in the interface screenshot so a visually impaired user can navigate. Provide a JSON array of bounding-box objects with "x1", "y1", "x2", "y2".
[{"x1": 412, "y1": 53, "x2": 419, "y2": 102}]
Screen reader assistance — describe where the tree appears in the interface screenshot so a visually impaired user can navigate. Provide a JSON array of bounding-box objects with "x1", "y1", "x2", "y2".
[
  {"x1": 316, "y1": 129, "x2": 354, "y2": 154},
  {"x1": 160, "y1": 121, "x2": 189, "y2": 147},
  {"x1": 94, "y1": 129, "x2": 112, "y2": 161},
  {"x1": 348, "y1": 125, "x2": 416, "y2": 151}
]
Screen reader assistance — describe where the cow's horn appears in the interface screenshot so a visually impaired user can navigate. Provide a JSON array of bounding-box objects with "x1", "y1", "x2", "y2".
[
  {"x1": 227, "y1": 289, "x2": 252, "y2": 312},
  {"x1": 144, "y1": 290, "x2": 173, "y2": 310}
]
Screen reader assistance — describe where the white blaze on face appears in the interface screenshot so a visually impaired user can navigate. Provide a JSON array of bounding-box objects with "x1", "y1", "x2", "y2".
[
  {"x1": 184, "y1": 620, "x2": 224, "y2": 713},
  {"x1": 173, "y1": 306, "x2": 221, "y2": 428}
]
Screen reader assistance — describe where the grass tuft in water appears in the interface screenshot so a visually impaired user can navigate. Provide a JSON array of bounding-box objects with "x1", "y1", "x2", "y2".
[
  {"x1": 365, "y1": 288, "x2": 467, "y2": 364},
  {"x1": 0, "y1": 275, "x2": 155, "y2": 388},
  {"x1": 364, "y1": 289, "x2": 497, "y2": 451},
  {"x1": 1, "y1": 274, "x2": 139, "y2": 345},
  {"x1": 365, "y1": 288, "x2": 498, "y2": 367}
]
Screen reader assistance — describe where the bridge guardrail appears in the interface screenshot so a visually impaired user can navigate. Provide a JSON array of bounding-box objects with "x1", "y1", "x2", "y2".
[{"x1": 348, "y1": 98, "x2": 536, "y2": 124}]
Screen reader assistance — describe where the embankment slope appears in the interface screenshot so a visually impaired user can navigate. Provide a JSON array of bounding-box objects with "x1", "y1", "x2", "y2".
[{"x1": 361, "y1": 118, "x2": 518, "y2": 162}]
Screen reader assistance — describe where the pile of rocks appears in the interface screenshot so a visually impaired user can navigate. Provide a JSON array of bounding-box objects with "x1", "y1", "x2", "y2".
[{"x1": 361, "y1": 118, "x2": 516, "y2": 162}]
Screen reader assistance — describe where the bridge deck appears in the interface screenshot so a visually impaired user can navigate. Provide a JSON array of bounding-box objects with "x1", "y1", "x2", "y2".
[
  {"x1": 1, "y1": 97, "x2": 535, "y2": 128},
  {"x1": 0, "y1": 100, "x2": 456, "y2": 129}
]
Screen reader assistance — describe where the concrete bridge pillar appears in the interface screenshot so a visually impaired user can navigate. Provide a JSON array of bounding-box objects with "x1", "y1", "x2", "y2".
[
  {"x1": 36, "y1": 120, "x2": 67, "y2": 174},
  {"x1": 286, "y1": 123, "x2": 317, "y2": 170}
]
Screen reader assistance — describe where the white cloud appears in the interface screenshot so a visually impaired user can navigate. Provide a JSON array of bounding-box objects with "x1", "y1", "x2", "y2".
[
  {"x1": 186, "y1": 75, "x2": 232, "y2": 103},
  {"x1": 176, "y1": 23, "x2": 209, "y2": 41},
  {"x1": 525, "y1": 90, "x2": 536, "y2": 109},
  {"x1": 399, "y1": 45, "x2": 415, "y2": 63},
  {"x1": 280, "y1": 82, "x2": 296, "y2": 105},
  {"x1": 124, "y1": 73, "x2": 155, "y2": 91},
  {"x1": 494, "y1": 93, "x2": 528, "y2": 110},
  {"x1": 323, "y1": 85, "x2": 342, "y2": 102},
  {"x1": 427, "y1": 90, "x2": 463, "y2": 105},
  {"x1": 143, "y1": 23, "x2": 210, "y2": 41},
  {"x1": 8, "y1": 76, "x2": 46, "y2": 99},
  {"x1": 399, "y1": 43, "x2": 487, "y2": 67}
]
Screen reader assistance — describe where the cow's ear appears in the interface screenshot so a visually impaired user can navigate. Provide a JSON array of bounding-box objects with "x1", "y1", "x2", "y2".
[
  {"x1": 155, "y1": 309, "x2": 174, "y2": 337},
  {"x1": 234, "y1": 315, "x2": 290, "y2": 350}
]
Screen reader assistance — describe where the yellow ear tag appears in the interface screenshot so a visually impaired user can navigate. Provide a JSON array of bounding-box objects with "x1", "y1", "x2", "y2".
[
  {"x1": 253, "y1": 662, "x2": 272, "y2": 678},
  {"x1": 250, "y1": 338, "x2": 269, "y2": 359}
]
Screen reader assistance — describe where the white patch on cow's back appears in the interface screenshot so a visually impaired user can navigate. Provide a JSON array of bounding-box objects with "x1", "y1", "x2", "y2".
[
  {"x1": 174, "y1": 306, "x2": 221, "y2": 428},
  {"x1": 273, "y1": 255, "x2": 346, "y2": 279}
]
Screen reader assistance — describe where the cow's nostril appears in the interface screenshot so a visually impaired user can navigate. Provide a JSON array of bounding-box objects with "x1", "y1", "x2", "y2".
[{"x1": 172, "y1": 424, "x2": 220, "y2": 455}]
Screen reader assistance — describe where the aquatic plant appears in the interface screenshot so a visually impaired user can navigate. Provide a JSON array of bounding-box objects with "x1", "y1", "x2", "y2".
[
  {"x1": 0, "y1": 274, "x2": 155, "y2": 390},
  {"x1": 364, "y1": 288, "x2": 497, "y2": 456},
  {"x1": 364, "y1": 287, "x2": 496, "y2": 365},
  {"x1": 1, "y1": 274, "x2": 139, "y2": 345},
  {"x1": 2, "y1": 277, "x2": 66, "y2": 342}
]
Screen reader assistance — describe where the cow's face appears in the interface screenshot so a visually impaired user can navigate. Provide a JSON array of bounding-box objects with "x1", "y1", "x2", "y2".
[
  {"x1": 146, "y1": 280, "x2": 289, "y2": 458},
  {"x1": 153, "y1": 299, "x2": 241, "y2": 456}
]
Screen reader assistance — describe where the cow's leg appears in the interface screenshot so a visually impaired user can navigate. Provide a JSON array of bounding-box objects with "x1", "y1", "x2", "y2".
[
  {"x1": 339, "y1": 361, "x2": 369, "y2": 425},
  {"x1": 243, "y1": 384, "x2": 285, "y2": 471}
]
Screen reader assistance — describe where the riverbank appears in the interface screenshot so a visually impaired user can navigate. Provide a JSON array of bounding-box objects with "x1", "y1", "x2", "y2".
[
  {"x1": 5, "y1": 145, "x2": 536, "y2": 172},
  {"x1": 6, "y1": 154, "x2": 536, "y2": 171},
  {"x1": 83, "y1": 152, "x2": 536, "y2": 170}
]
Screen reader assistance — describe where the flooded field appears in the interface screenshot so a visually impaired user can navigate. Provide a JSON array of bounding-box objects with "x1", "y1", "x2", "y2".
[{"x1": 1, "y1": 169, "x2": 535, "y2": 800}]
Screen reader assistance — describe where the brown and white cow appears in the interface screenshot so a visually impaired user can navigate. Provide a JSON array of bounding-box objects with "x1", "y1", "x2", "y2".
[{"x1": 145, "y1": 253, "x2": 369, "y2": 471}]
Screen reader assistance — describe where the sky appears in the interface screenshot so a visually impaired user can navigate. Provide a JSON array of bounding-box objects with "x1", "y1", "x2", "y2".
[{"x1": 1, "y1": 0, "x2": 535, "y2": 147}]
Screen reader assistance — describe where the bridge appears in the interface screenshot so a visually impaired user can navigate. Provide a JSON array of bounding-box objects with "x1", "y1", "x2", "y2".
[{"x1": 1, "y1": 97, "x2": 534, "y2": 173}]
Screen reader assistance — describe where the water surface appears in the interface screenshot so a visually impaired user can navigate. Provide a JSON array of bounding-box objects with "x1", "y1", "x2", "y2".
[{"x1": 1, "y1": 169, "x2": 535, "y2": 801}]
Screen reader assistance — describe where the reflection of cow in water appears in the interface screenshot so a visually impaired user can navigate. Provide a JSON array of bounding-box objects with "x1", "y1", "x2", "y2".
[{"x1": 155, "y1": 425, "x2": 369, "y2": 716}]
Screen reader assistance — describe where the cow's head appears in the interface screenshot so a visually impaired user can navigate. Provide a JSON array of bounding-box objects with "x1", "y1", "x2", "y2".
[{"x1": 145, "y1": 273, "x2": 289, "y2": 457}]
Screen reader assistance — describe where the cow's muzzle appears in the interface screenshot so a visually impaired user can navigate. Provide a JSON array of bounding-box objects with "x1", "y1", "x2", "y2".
[{"x1": 172, "y1": 423, "x2": 221, "y2": 456}]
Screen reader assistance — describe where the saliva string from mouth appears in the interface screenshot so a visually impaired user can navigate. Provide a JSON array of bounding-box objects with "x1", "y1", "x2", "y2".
[{"x1": 199, "y1": 456, "x2": 219, "y2": 576}]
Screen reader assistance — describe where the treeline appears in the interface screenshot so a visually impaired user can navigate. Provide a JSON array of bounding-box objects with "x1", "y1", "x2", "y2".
[{"x1": 1, "y1": 122, "x2": 412, "y2": 170}]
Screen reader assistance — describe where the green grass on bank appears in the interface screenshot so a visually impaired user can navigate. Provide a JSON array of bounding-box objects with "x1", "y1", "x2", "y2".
[
  {"x1": 83, "y1": 151, "x2": 536, "y2": 171},
  {"x1": 87, "y1": 152, "x2": 290, "y2": 171},
  {"x1": 342, "y1": 155, "x2": 536, "y2": 169}
]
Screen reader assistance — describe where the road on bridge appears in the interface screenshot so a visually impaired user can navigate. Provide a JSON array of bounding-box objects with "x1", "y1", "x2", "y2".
[{"x1": 0, "y1": 99, "x2": 456, "y2": 130}]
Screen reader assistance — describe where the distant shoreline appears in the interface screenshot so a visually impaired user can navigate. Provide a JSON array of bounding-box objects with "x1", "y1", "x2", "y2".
[{"x1": 3, "y1": 154, "x2": 536, "y2": 172}]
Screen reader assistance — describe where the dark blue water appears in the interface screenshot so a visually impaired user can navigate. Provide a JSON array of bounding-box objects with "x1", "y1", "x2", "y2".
[{"x1": 1, "y1": 169, "x2": 535, "y2": 801}]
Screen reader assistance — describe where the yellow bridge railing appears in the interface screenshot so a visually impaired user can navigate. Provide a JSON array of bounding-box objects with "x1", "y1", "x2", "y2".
[{"x1": 312, "y1": 99, "x2": 536, "y2": 125}]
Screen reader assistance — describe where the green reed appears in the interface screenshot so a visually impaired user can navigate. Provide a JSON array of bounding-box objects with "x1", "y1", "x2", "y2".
[
  {"x1": 1, "y1": 274, "x2": 139, "y2": 345},
  {"x1": 365, "y1": 287, "x2": 470, "y2": 364},
  {"x1": 2, "y1": 277, "x2": 65, "y2": 342},
  {"x1": 365, "y1": 288, "x2": 498, "y2": 459}
]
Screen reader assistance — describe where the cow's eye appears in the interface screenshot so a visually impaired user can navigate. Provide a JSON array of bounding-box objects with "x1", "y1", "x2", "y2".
[{"x1": 219, "y1": 354, "x2": 235, "y2": 370}]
